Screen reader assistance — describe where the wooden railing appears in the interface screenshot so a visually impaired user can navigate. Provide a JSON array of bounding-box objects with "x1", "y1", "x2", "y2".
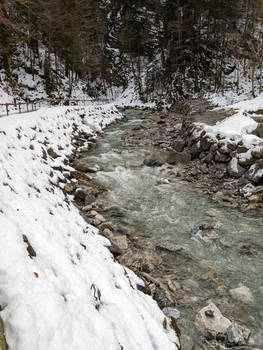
[{"x1": 0, "y1": 98, "x2": 109, "y2": 116}]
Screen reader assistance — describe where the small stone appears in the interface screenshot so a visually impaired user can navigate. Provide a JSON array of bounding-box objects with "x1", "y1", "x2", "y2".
[
  {"x1": 95, "y1": 214, "x2": 106, "y2": 222},
  {"x1": 205, "y1": 310, "x2": 214, "y2": 318},
  {"x1": 64, "y1": 184, "x2": 74, "y2": 193},
  {"x1": 230, "y1": 285, "x2": 254, "y2": 304},
  {"x1": 226, "y1": 323, "x2": 245, "y2": 346},
  {"x1": 99, "y1": 222, "x2": 115, "y2": 232},
  {"x1": 101, "y1": 229, "x2": 114, "y2": 239},
  {"x1": 155, "y1": 241, "x2": 183, "y2": 253},
  {"x1": 167, "y1": 280, "x2": 180, "y2": 292},
  {"x1": 215, "y1": 152, "x2": 230, "y2": 163},
  {"x1": 162, "y1": 307, "x2": 180, "y2": 320},
  {"x1": 143, "y1": 154, "x2": 164, "y2": 167},
  {"x1": 82, "y1": 205, "x2": 92, "y2": 212},
  {"x1": 248, "y1": 195, "x2": 260, "y2": 203},
  {"x1": 94, "y1": 199, "x2": 120, "y2": 211},
  {"x1": 174, "y1": 139, "x2": 186, "y2": 152},
  {"x1": 90, "y1": 210, "x2": 98, "y2": 216}
]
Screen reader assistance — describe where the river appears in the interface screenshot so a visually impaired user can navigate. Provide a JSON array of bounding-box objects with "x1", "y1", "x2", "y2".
[{"x1": 84, "y1": 110, "x2": 263, "y2": 347}]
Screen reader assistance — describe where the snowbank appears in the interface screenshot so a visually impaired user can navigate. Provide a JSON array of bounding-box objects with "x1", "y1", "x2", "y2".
[
  {"x1": 0, "y1": 105, "x2": 178, "y2": 350},
  {"x1": 199, "y1": 94, "x2": 263, "y2": 149}
]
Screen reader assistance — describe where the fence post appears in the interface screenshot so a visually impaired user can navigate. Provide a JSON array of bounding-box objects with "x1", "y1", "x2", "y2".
[
  {"x1": 19, "y1": 104, "x2": 21, "y2": 113},
  {"x1": 6, "y1": 104, "x2": 9, "y2": 116}
]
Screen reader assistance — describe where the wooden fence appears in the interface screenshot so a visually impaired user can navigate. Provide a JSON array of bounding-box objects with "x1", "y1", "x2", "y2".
[{"x1": 0, "y1": 98, "x2": 109, "y2": 116}]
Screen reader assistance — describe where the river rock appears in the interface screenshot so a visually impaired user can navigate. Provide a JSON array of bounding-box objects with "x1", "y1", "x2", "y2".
[
  {"x1": 252, "y1": 124, "x2": 263, "y2": 138},
  {"x1": 94, "y1": 199, "x2": 120, "y2": 212},
  {"x1": 73, "y1": 159, "x2": 100, "y2": 173},
  {"x1": 125, "y1": 161, "x2": 143, "y2": 168},
  {"x1": 109, "y1": 235, "x2": 129, "y2": 255},
  {"x1": 74, "y1": 186, "x2": 96, "y2": 201},
  {"x1": 195, "y1": 302, "x2": 231, "y2": 337},
  {"x1": 116, "y1": 225, "x2": 133, "y2": 236},
  {"x1": 229, "y1": 285, "x2": 254, "y2": 304},
  {"x1": 118, "y1": 250, "x2": 162, "y2": 272},
  {"x1": 162, "y1": 307, "x2": 180, "y2": 320},
  {"x1": 238, "y1": 154, "x2": 256, "y2": 167},
  {"x1": 174, "y1": 139, "x2": 186, "y2": 152},
  {"x1": 165, "y1": 151, "x2": 191, "y2": 164},
  {"x1": 143, "y1": 154, "x2": 164, "y2": 167},
  {"x1": 155, "y1": 241, "x2": 183, "y2": 253},
  {"x1": 227, "y1": 158, "x2": 246, "y2": 178},
  {"x1": 247, "y1": 161, "x2": 263, "y2": 185},
  {"x1": 200, "y1": 137, "x2": 212, "y2": 151},
  {"x1": 226, "y1": 323, "x2": 245, "y2": 346},
  {"x1": 190, "y1": 143, "x2": 201, "y2": 159},
  {"x1": 215, "y1": 151, "x2": 230, "y2": 163},
  {"x1": 99, "y1": 221, "x2": 115, "y2": 232}
]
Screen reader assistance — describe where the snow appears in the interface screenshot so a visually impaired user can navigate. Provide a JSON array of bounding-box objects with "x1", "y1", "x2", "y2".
[
  {"x1": 0, "y1": 105, "x2": 178, "y2": 350},
  {"x1": 196, "y1": 94, "x2": 263, "y2": 149}
]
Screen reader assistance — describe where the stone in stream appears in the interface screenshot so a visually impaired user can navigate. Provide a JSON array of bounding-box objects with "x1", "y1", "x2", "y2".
[
  {"x1": 143, "y1": 153, "x2": 165, "y2": 167},
  {"x1": 229, "y1": 285, "x2": 254, "y2": 304},
  {"x1": 99, "y1": 221, "x2": 115, "y2": 232},
  {"x1": 195, "y1": 302, "x2": 231, "y2": 338},
  {"x1": 162, "y1": 307, "x2": 180, "y2": 320},
  {"x1": 116, "y1": 225, "x2": 133, "y2": 236},
  {"x1": 109, "y1": 235, "x2": 129, "y2": 255},
  {"x1": 74, "y1": 186, "x2": 96, "y2": 202},
  {"x1": 165, "y1": 151, "x2": 191, "y2": 164},
  {"x1": 226, "y1": 323, "x2": 245, "y2": 346},
  {"x1": 73, "y1": 159, "x2": 100, "y2": 173},
  {"x1": 155, "y1": 241, "x2": 183, "y2": 253},
  {"x1": 94, "y1": 199, "x2": 120, "y2": 212},
  {"x1": 118, "y1": 250, "x2": 162, "y2": 273}
]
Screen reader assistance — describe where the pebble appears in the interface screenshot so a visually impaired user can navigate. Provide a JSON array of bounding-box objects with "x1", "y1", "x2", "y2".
[{"x1": 162, "y1": 307, "x2": 180, "y2": 320}]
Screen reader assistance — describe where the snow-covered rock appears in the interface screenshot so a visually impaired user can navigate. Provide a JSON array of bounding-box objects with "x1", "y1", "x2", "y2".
[{"x1": 0, "y1": 105, "x2": 178, "y2": 350}]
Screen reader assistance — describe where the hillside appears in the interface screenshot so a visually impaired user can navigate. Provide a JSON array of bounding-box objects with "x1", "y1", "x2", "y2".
[{"x1": 1, "y1": 0, "x2": 263, "y2": 104}]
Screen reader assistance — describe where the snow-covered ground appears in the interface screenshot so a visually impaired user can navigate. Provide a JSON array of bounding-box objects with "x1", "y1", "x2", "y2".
[
  {"x1": 201, "y1": 94, "x2": 263, "y2": 148},
  {"x1": 0, "y1": 105, "x2": 178, "y2": 350}
]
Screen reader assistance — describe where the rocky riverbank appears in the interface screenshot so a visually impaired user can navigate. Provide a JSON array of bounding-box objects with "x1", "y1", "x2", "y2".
[
  {"x1": 61, "y1": 106, "x2": 263, "y2": 350},
  {"x1": 123, "y1": 102, "x2": 263, "y2": 213}
]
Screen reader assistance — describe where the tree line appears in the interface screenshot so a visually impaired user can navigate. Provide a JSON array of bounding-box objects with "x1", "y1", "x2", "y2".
[{"x1": 0, "y1": 0, "x2": 263, "y2": 100}]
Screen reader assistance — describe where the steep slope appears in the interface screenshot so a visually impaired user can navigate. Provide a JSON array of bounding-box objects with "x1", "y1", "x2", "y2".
[{"x1": 0, "y1": 105, "x2": 179, "y2": 350}]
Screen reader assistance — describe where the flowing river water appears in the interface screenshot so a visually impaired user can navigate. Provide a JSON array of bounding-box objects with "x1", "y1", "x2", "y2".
[{"x1": 85, "y1": 111, "x2": 263, "y2": 347}]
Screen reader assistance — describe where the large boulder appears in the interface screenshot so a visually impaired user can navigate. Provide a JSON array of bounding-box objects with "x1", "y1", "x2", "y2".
[{"x1": 195, "y1": 302, "x2": 231, "y2": 337}]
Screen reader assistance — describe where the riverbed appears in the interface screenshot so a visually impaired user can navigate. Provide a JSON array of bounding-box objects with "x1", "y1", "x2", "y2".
[{"x1": 84, "y1": 110, "x2": 263, "y2": 347}]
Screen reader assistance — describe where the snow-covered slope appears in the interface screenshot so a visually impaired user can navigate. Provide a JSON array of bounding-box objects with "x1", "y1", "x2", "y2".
[{"x1": 0, "y1": 105, "x2": 178, "y2": 350}]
